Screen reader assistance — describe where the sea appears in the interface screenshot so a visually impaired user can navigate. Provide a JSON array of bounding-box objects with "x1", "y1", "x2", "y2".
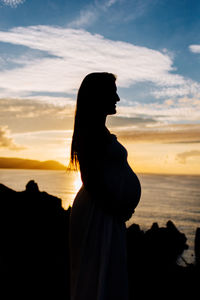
[{"x1": 0, "y1": 169, "x2": 199, "y2": 265}]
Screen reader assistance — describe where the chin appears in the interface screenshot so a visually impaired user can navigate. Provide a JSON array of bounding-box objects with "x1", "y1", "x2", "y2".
[
  {"x1": 108, "y1": 109, "x2": 116, "y2": 115},
  {"x1": 107, "y1": 107, "x2": 117, "y2": 115}
]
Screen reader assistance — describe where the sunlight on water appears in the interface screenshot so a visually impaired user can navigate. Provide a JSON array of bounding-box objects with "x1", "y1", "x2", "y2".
[
  {"x1": 0, "y1": 169, "x2": 82, "y2": 210},
  {"x1": 62, "y1": 171, "x2": 82, "y2": 209},
  {"x1": 59, "y1": 171, "x2": 82, "y2": 209},
  {"x1": 73, "y1": 172, "x2": 82, "y2": 195}
]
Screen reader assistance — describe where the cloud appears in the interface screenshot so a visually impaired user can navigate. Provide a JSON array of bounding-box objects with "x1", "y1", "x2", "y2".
[
  {"x1": 68, "y1": 0, "x2": 155, "y2": 28},
  {"x1": 69, "y1": 9, "x2": 98, "y2": 28},
  {"x1": 0, "y1": 98, "x2": 75, "y2": 133},
  {"x1": 68, "y1": 0, "x2": 120, "y2": 28},
  {"x1": 0, "y1": 25, "x2": 190, "y2": 99},
  {"x1": 0, "y1": 97, "x2": 74, "y2": 118},
  {"x1": 116, "y1": 0, "x2": 155, "y2": 23},
  {"x1": 105, "y1": 0, "x2": 118, "y2": 8},
  {"x1": 1, "y1": 94, "x2": 200, "y2": 139},
  {"x1": 176, "y1": 150, "x2": 200, "y2": 164},
  {"x1": 1, "y1": 0, "x2": 25, "y2": 7},
  {"x1": 116, "y1": 124, "x2": 200, "y2": 144},
  {"x1": 0, "y1": 126, "x2": 25, "y2": 150},
  {"x1": 117, "y1": 95, "x2": 200, "y2": 123},
  {"x1": 189, "y1": 45, "x2": 200, "y2": 54},
  {"x1": 107, "y1": 115, "x2": 156, "y2": 128},
  {"x1": 153, "y1": 81, "x2": 200, "y2": 98}
]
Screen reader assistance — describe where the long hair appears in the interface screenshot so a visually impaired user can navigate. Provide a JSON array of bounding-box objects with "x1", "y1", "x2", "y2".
[{"x1": 69, "y1": 72, "x2": 116, "y2": 170}]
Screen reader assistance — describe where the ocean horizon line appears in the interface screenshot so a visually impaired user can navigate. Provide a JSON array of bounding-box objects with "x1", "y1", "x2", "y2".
[{"x1": 0, "y1": 167, "x2": 200, "y2": 177}]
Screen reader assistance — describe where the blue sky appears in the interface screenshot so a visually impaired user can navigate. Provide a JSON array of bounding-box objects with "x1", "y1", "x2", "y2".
[
  {"x1": 0, "y1": 0, "x2": 200, "y2": 173},
  {"x1": 0, "y1": 0, "x2": 200, "y2": 103}
]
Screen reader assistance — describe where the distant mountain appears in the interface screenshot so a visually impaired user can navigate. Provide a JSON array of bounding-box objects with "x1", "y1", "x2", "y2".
[{"x1": 0, "y1": 157, "x2": 67, "y2": 170}]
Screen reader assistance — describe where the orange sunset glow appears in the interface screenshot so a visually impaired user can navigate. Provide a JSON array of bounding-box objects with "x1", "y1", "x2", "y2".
[{"x1": 0, "y1": 1, "x2": 200, "y2": 175}]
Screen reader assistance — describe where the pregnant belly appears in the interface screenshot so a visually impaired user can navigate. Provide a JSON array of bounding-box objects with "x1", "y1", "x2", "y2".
[{"x1": 121, "y1": 163, "x2": 141, "y2": 210}]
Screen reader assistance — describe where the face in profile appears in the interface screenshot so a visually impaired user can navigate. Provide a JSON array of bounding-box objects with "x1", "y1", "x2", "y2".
[
  {"x1": 78, "y1": 73, "x2": 120, "y2": 117},
  {"x1": 101, "y1": 81, "x2": 120, "y2": 116}
]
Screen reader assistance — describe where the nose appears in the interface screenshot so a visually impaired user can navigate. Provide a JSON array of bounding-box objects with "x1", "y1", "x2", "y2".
[{"x1": 116, "y1": 93, "x2": 120, "y2": 102}]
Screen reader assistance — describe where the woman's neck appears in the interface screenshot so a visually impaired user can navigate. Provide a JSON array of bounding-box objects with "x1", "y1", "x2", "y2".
[{"x1": 91, "y1": 114, "x2": 107, "y2": 129}]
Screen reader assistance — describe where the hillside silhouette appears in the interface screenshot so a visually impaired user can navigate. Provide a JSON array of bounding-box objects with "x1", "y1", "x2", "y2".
[{"x1": 0, "y1": 157, "x2": 66, "y2": 170}]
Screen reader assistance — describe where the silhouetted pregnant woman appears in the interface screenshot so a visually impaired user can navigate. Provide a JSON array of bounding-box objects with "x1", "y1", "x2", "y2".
[{"x1": 69, "y1": 72, "x2": 141, "y2": 300}]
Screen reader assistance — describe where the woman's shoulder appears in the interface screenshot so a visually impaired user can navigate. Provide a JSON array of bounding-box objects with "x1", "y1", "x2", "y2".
[{"x1": 105, "y1": 127, "x2": 117, "y2": 141}]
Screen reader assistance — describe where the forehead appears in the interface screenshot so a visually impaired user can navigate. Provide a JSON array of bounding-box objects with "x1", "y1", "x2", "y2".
[
  {"x1": 109, "y1": 82, "x2": 117, "y2": 91},
  {"x1": 104, "y1": 80, "x2": 117, "y2": 90},
  {"x1": 92, "y1": 77, "x2": 117, "y2": 92}
]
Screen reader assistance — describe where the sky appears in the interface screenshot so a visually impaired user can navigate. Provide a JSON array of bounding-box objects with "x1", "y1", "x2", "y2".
[{"x1": 0, "y1": 0, "x2": 200, "y2": 174}]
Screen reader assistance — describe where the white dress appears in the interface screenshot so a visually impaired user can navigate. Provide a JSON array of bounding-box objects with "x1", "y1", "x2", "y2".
[{"x1": 69, "y1": 134, "x2": 141, "y2": 300}]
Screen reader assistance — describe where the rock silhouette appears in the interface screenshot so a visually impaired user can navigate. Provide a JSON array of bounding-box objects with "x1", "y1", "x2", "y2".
[
  {"x1": 0, "y1": 180, "x2": 70, "y2": 299},
  {"x1": 0, "y1": 181, "x2": 199, "y2": 299},
  {"x1": 127, "y1": 221, "x2": 199, "y2": 299}
]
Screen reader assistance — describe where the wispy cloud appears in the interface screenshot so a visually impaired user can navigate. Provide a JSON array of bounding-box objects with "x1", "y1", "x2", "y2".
[
  {"x1": 68, "y1": 0, "x2": 120, "y2": 28},
  {"x1": 1, "y1": 95, "x2": 200, "y2": 139},
  {"x1": 116, "y1": 124, "x2": 200, "y2": 144},
  {"x1": 118, "y1": 0, "x2": 155, "y2": 23},
  {"x1": 68, "y1": 0, "x2": 155, "y2": 28},
  {"x1": 0, "y1": 0, "x2": 25, "y2": 8},
  {"x1": 0, "y1": 126, "x2": 25, "y2": 150},
  {"x1": 117, "y1": 95, "x2": 200, "y2": 123},
  {"x1": 0, "y1": 25, "x2": 193, "y2": 100},
  {"x1": 0, "y1": 98, "x2": 75, "y2": 133},
  {"x1": 189, "y1": 44, "x2": 200, "y2": 54},
  {"x1": 0, "y1": 98, "x2": 74, "y2": 118},
  {"x1": 176, "y1": 150, "x2": 200, "y2": 164},
  {"x1": 68, "y1": 6, "x2": 98, "y2": 28},
  {"x1": 153, "y1": 81, "x2": 200, "y2": 98},
  {"x1": 105, "y1": 0, "x2": 119, "y2": 8}
]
